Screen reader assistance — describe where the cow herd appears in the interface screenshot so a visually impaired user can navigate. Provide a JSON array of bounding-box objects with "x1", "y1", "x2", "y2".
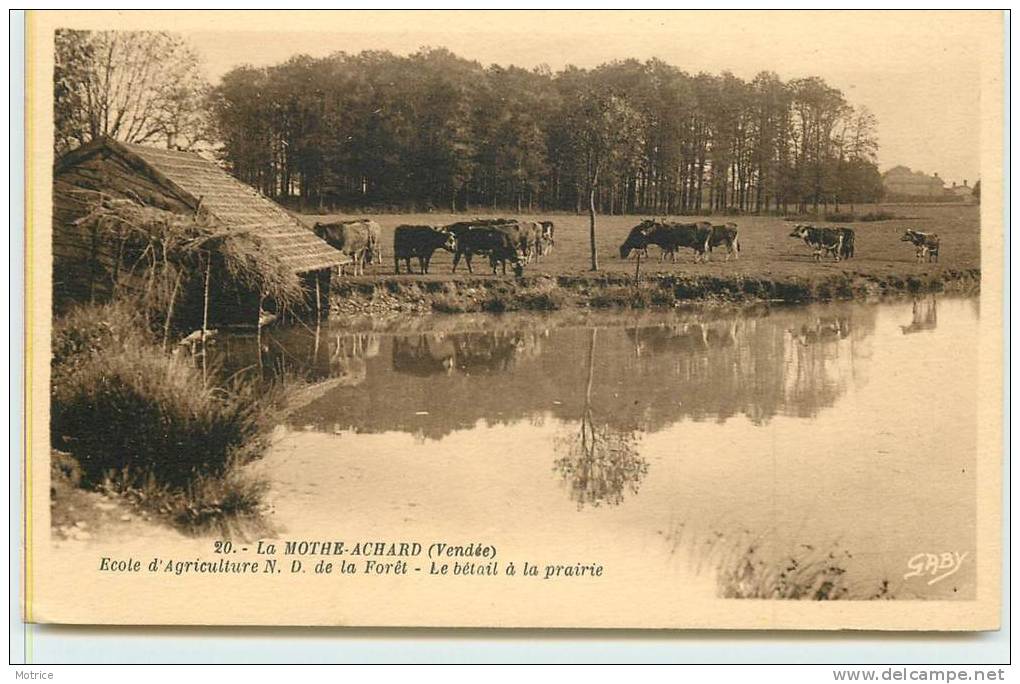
[
  {"x1": 316, "y1": 217, "x2": 555, "y2": 277},
  {"x1": 312, "y1": 216, "x2": 943, "y2": 278}
]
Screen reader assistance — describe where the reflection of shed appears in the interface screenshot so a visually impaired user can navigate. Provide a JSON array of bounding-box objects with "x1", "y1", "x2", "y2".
[{"x1": 53, "y1": 137, "x2": 347, "y2": 326}]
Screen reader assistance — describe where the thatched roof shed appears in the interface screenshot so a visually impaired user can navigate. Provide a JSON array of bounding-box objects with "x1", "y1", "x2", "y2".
[{"x1": 53, "y1": 137, "x2": 347, "y2": 326}]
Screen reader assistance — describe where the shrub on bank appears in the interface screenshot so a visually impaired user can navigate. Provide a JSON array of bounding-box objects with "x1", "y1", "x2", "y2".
[
  {"x1": 51, "y1": 300, "x2": 151, "y2": 382},
  {"x1": 430, "y1": 292, "x2": 480, "y2": 313},
  {"x1": 50, "y1": 302, "x2": 273, "y2": 534},
  {"x1": 483, "y1": 286, "x2": 567, "y2": 312},
  {"x1": 589, "y1": 285, "x2": 656, "y2": 308},
  {"x1": 52, "y1": 343, "x2": 267, "y2": 487},
  {"x1": 428, "y1": 281, "x2": 568, "y2": 313}
]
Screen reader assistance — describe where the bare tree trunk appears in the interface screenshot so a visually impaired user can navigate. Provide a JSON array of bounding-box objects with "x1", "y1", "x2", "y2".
[
  {"x1": 256, "y1": 293, "x2": 265, "y2": 370},
  {"x1": 162, "y1": 269, "x2": 183, "y2": 351},
  {"x1": 201, "y1": 251, "x2": 211, "y2": 341},
  {"x1": 589, "y1": 174, "x2": 599, "y2": 271}
]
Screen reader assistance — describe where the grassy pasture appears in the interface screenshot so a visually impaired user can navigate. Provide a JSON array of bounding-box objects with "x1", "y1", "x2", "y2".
[{"x1": 296, "y1": 204, "x2": 979, "y2": 284}]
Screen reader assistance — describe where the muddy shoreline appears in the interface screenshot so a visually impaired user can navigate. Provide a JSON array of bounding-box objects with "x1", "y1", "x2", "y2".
[{"x1": 328, "y1": 268, "x2": 981, "y2": 316}]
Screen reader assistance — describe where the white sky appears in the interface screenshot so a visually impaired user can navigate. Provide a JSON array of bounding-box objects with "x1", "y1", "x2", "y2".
[{"x1": 177, "y1": 10, "x2": 999, "y2": 186}]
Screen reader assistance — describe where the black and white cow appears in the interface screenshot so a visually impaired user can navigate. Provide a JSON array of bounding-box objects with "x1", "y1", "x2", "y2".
[
  {"x1": 901, "y1": 229, "x2": 940, "y2": 263},
  {"x1": 709, "y1": 223, "x2": 741, "y2": 261},
  {"x1": 788, "y1": 224, "x2": 845, "y2": 262}
]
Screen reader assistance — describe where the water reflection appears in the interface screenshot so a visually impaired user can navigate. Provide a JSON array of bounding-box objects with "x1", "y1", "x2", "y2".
[
  {"x1": 553, "y1": 329, "x2": 648, "y2": 509},
  {"x1": 215, "y1": 327, "x2": 380, "y2": 387},
  {"x1": 391, "y1": 330, "x2": 544, "y2": 377},
  {"x1": 901, "y1": 296, "x2": 938, "y2": 335},
  {"x1": 217, "y1": 303, "x2": 877, "y2": 439},
  {"x1": 251, "y1": 298, "x2": 978, "y2": 601}
]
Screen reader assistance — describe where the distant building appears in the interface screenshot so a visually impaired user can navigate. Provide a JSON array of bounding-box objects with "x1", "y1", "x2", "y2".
[
  {"x1": 882, "y1": 166, "x2": 945, "y2": 198},
  {"x1": 946, "y1": 180, "x2": 976, "y2": 203}
]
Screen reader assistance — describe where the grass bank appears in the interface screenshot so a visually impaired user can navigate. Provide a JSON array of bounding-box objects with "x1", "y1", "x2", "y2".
[
  {"x1": 50, "y1": 301, "x2": 276, "y2": 539},
  {"x1": 329, "y1": 268, "x2": 981, "y2": 316}
]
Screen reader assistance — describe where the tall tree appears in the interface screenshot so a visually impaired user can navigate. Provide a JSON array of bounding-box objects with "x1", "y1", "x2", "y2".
[
  {"x1": 53, "y1": 29, "x2": 211, "y2": 154},
  {"x1": 568, "y1": 91, "x2": 644, "y2": 270}
]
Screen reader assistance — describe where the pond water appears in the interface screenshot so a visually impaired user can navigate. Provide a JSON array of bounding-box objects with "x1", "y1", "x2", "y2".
[{"x1": 218, "y1": 296, "x2": 979, "y2": 600}]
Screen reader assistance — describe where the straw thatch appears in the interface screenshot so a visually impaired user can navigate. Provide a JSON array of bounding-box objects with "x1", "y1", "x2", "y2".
[
  {"x1": 72, "y1": 193, "x2": 307, "y2": 311},
  {"x1": 55, "y1": 138, "x2": 347, "y2": 275}
]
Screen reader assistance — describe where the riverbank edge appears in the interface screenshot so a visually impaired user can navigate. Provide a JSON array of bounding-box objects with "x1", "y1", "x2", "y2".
[{"x1": 329, "y1": 268, "x2": 981, "y2": 316}]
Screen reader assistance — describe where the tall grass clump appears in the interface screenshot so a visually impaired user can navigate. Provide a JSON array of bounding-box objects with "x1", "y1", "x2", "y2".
[
  {"x1": 51, "y1": 299, "x2": 152, "y2": 380},
  {"x1": 52, "y1": 346, "x2": 267, "y2": 487},
  {"x1": 103, "y1": 457, "x2": 271, "y2": 539},
  {"x1": 51, "y1": 301, "x2": 274, "y2": 534},
  {"x1": 715, "y1": 541, "x2": 894, "y2": 600}
]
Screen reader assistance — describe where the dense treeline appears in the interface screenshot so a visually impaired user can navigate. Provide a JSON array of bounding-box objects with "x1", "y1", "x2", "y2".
[
  {"x1": 209, "y1": 48, "x2": 883, "y2": 215},
  {"x1": 54, "y1": 32, "x2": 884, "y2": 216}
]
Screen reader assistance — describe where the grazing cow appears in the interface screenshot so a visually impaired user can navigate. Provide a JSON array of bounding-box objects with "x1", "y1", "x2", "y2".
[
  {"x1": 901, "y1": 229, "x2": 940, "y2": 263},
  {"x1": 482, "y1": 220, "x2": 539, "y2": 263},
  {"x1": 314, "y1": 221, "x2": 374, "y2": 275},
  {"x1": 709, "y1": 223, "x2": 741, "y2": 261},
  {"x1": 393, "y1": 225, "x2": 457, "y2": 274},
  {"x1": 447, "y1": 223, "x2": 524, "y2": 276},
  {"x1": 451, "y1": 218, "x2": 542, "y2": 262},
  {"x1": 788, "y1": 224, "x2": 844, "y2": 262},
  {"x1": 619, "y1": 220, "x2": 712, "y2": 263},
  {"x1": 538, "y1": 221, "x2": 555, "y2": 257}
]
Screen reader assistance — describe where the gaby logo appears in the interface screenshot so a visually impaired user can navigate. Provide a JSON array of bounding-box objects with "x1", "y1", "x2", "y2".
[{"x1": 903, "y1": 552, "x2": 969, "y2": 585}]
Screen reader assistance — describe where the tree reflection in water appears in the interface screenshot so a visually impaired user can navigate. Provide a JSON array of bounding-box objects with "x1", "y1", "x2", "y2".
[{"x1": 554, "y1": 328, "x2": 648, "y2": 509}]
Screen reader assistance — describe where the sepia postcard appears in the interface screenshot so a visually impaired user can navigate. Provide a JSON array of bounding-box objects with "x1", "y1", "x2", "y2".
[{"x1": 21, "y1": 9, "x2": 1004, "y2": 630}]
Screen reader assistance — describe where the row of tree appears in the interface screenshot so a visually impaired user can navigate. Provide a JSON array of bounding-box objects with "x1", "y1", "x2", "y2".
[
  {"x1": 54, "y1": 30, "x2": 884, "y2": 217},
  {"x1": 209, "y1": 49, "x2": 883, "y2": 215}
]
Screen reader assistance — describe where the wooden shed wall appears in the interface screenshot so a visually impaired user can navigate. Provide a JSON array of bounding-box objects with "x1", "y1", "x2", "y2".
[{"x1": 53, "y1": 150, "x2": 193, "y2": 308}]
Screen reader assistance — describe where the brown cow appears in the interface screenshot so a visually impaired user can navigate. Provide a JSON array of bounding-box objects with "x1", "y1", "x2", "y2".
[
  {"x1": 314, "y1": 221, "x2": 374, "y2": 276},
  {"x1": 620, "y1": 220, "x2": 712, "y2": 263}
]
